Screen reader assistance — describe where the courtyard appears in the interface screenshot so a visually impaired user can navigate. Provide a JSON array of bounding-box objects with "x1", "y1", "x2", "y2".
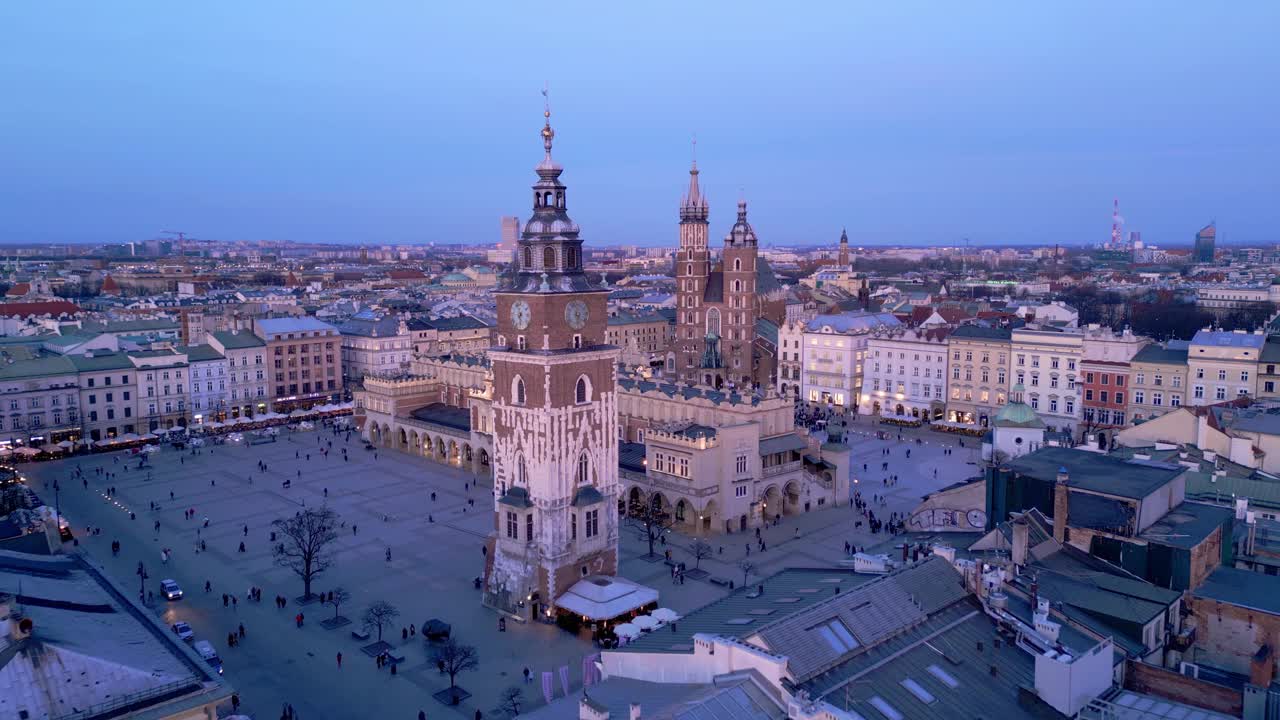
[{"x1": 24, "y1": 420, "x2": 977, "y2": 718}]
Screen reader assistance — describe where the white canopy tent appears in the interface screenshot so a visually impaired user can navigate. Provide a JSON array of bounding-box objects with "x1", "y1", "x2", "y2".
[{"x1": 555, "y1": 576, "x2": 658, "y2": 622}]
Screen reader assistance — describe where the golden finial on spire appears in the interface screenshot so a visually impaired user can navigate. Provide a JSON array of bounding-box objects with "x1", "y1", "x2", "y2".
[{"x1": 540, "y1": 82, "x2": 554, "y2": 157}]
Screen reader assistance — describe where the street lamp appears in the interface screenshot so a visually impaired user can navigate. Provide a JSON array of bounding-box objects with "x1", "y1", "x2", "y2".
[
  {"x1": 52, "y1": 479, "x2": 61, "y2": 538},
  {"x1": 137, "y1": 562, "x2": 148, "y2": 596}
]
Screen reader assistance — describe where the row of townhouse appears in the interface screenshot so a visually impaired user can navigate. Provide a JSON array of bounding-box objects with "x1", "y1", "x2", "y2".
[
  {"x1": 0, "y1": 318, "x2": 347, "y2": 447},
  {"x1": 780, "y1": 310, "x2": 1276, "y2": 439}
]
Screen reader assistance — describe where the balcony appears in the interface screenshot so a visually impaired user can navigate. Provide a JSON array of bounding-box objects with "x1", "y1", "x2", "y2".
[{"x1": 763, "y1": 460, "x2": 802, "y2": 478}]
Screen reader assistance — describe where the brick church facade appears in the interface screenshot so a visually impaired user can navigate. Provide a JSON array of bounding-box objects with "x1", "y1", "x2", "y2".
[{"x1": 673, "y1": 160, "x2": 788, "y2": 390}]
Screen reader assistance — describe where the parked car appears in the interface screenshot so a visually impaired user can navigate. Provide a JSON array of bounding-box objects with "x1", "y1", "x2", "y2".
[
  {"x1": 160, "y1": 578, "x2": 183, "y2": 601},
  {"x1": 194, "y1": 640, "x2": 222, "y2": 675},
  {"x1": 171, "y1": 621, "x2": 194, "y2": 642}
]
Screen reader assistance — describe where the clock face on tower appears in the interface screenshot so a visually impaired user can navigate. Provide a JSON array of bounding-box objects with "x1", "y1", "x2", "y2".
[
  {"x1": 565, "y1": 300, "x2": 589, "y2": 330},
  {"x1": 510, "y1": 300, "x2": 531, "y2": 330}
]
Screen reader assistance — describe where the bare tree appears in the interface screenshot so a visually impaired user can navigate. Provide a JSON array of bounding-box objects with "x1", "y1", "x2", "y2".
[
  {"x1": 629, "y1": 493, "x2": 674, "y2": 558},
  {"x1": 432, "y1": 637, "x2": 480, "y2": 693},
  {"x1": 738, "y1": 559, "x2": 755, "y2": 589},
  {"x1": 271, "y1": 507, "x2": 340, "y2": 599},
  {"x1": 362, "y1": 600, "x2": 400, "y2": 642},
  {"x1": 689, "y1": 539, "x2": 713, "y2": 570},
  {"x1": 329, "y1": 586, "x2": 351, "y2": 621},
  {"x1": 498, "y1": 686, "x2": 525, "y2": 717}
]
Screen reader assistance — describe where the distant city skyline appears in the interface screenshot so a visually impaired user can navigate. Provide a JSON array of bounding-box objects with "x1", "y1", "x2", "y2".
[{"x1": 3, "y1": 3, "x2": 1277, "y2": 248}]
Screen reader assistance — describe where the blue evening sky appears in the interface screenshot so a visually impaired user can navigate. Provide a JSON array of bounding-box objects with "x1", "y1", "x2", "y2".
[{"x1": 2, "y1": 2, "x2": 1277, "y2": 248}]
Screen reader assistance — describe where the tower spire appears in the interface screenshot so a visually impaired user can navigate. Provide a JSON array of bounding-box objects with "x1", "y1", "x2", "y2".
[
  {"x1": 680, "y1": 135, "x2": 708, "y2": 222},
  {"x1": 540, "y1": 83, "x2": 555, "y2": 163}
]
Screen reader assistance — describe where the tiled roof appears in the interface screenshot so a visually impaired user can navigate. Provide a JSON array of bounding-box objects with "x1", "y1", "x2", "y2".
[
  {"x1": 1130, "y1": 343, "x2": 1188, "y2": 365},
  {"x1": 0, "y1": 301, "x2": 81, "y2": 318},
  {"x1": 209, "y1": 331, "x2": 265, "y2": 350}
]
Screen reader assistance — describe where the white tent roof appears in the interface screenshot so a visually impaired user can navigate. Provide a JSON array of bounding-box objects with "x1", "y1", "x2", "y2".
[{"x1": 556, "y1": 576, "x2": 658, "y2": 621}]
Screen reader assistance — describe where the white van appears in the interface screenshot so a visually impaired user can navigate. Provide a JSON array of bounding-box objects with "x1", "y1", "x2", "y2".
[{"x1": 193, "y1": 640, "x2": 223, "y2": 675}]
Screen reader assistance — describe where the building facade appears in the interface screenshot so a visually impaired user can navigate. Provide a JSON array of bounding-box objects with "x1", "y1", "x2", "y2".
[
  {"x1": 68, "y1": 351, "x2": 135, "y2": 442},
  {"x1": 337, "y1": 316, "x2": 412, "y2": 383},
  {"x1": 788, "y1": 312, "x2": 901, "y2": 410},
  {"x1": 207, "y1": 330, "x2": 268, "y2": 419},
  {"x1": 254, "y1": 317, "x2": 343, "y2": 412},
  {"x1": 860, "y1": 327, "x2": 950, "y2": 420},
  {"x1": 0, "y1": 353, "x2": 80, "y2": 448},
  {"x1": 945, "y1": 325, "x2": 1011, "y2": 426},
  {"x1": 130, "y1": 348, "x2": 189, "y2": 431},
  {"x1": 1187, "y1": 329, "x2": 1263, "y2": 406},
  {"x1": 1010, "y1": 327, "x2": 1083, "y2": 433},
  {"x1": 185, "y1": 344, "x2": 228, "y2": 424},
  {"x1": 1127, "y1": 343, "x2": 1188, "y2": 425},
  {"x1": 482, "y1": 111, "x2": 622, "y2": 622},
  {"x1": 407, "y1": 316, "x2": 493, "y2": 357},
  {"x1": 1079, "y1": 326, "x2": 1148, "y2": 442},
  {"x1": 606, "y1": 310, "x2": 673, "y2": 372}
]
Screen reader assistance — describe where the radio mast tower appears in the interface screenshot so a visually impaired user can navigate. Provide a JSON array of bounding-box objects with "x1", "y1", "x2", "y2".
[{"x1": 1109, "y1": 199, "x2": 1123, "y2": 250}]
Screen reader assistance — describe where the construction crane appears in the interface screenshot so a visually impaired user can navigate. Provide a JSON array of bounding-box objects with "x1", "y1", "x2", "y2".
[{"x1": 160, "y1": 230, "x2": 192, "y2": 255}]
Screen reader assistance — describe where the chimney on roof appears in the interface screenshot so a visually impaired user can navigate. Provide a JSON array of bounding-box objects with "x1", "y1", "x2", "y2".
[
  {"x1": 1053, "y1": 467, "x2": 1070, "y2": 543},
  {"x1": 1012, "y1": 520, "x2": 1029, "y2": 569}
]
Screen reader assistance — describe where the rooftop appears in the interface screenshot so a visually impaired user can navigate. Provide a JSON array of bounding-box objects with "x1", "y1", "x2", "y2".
[
  {"x1": 254, "y1": 317, "x2": 337, "y2": 336},
  {"x1": 407, "y1": 403, "x2": 471, "y2": 432},
  {"x1": 1194, "y1": 566, "x2": 1280, "y2": 616},
  {"x1": 1006, "y1": 447, "x2": 1184, "y2": 500},
  {"x1": 209, "y1": 330, "x2": 266, "y2": 350},
  {"x1": 0, "y1": 550, "x2": 231, "y2": 720},
  {"x1": 1190, "y1": 329, "x2": 1265, "y2": 350}
]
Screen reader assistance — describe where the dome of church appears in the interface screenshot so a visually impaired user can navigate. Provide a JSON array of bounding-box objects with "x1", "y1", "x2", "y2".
[{"x1": 994, "y1": 384, "x2": 1045, "y2": 429}]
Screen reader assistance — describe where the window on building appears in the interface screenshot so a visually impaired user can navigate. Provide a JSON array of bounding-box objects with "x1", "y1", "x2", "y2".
[
  {"x1": 586, "y1": 509, "x2": 599, "y2": 538},
  {"x1": 575, "y1": 376, "x2": 589, "y2": 404},
  {"x1": 525, "y1": 514, "x2": 534, "y2": 542},
  {"x1": 1135, "y1": 390, "x2": 1145, "y2": 404},
  {"x1": 506, "y1": 512, "x2": 517, "y2": 539},
  {"x1": 577, "y1": 453, "x2": 590, "y2": 484}
]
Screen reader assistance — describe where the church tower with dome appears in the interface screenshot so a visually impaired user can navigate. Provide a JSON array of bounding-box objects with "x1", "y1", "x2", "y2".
[{"x1": 482, "y1": 100, "x2": 623, "y2": 621}]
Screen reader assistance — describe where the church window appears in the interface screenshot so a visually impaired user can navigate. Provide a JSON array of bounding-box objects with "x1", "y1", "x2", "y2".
[
  {"x1": 513, "y1": 376, "x2": 526, "y2": 405},
  {"x1": 506, "y1": 511, "x2": 518, "y2": 539},
  {"x1": 575, "y1": 375, "x2": 590, "y2": 404},
  {"x1": 517, "y1": 454, "x2": 528, "y2": 485},
  {"x1": 517, "y1": 335, "x2": 527, "y2": 350},
  {"x1": 525, "y1": 514, "x2": 534, "y2": 542},
  {"x1": 522, "y1": 247, "x2": 532, "y2": 269},
  {"x1": 543, "y1": 246, "x2": 556, "y2": 269},
  {"x1": 571, "y1": 512, "x2": 577, "y2": 540},
  {"x1": 687, "y1": 264, "x2": 692, "y2": 275},
  {"x1": 577, "y1": 452, "x2": 590, "y2": 484},
  {"x1": 733, "y1": 280, "x2": 742, "y2": 293},
  {"x1": 586, "y1": 509, "x2": 599, "y2": 538},
  {"x1": 734, "y1": 258, "x2": 742, "y2": 271}
]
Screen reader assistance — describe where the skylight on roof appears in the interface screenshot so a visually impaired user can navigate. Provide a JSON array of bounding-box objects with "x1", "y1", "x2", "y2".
[
  {"x1": 869, "y1": 696, "x2": 903, "y2": 720},
  {"x1": 813, "y1": 618, "x2": 859, "y2": 654},
  {"x1": 725, "y1": 618, "x2": 755, "y2": 625},
  {"x1": 901, "y1": 678, "x2": 936, "y2": 704},
  {"x1": 927, "y1": 664, "x2": 960, "y2": 689}
]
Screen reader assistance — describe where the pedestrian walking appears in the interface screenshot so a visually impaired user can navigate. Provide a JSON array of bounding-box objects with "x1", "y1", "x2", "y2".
[
  {"x1": 223, "y1": 593, "x2": 229, "y2": 608},
  {"x1": 337, "y1": 651, "x2": 343, "y2": 668},
  {"x1": 238, "y1": 623, "x2": 245, "y2": 639}
]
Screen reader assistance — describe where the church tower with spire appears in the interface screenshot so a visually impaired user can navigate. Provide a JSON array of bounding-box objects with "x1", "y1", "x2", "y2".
[
  {"x1": 483, "y1": 98, "x2": 622, "y2": 621},
  {"x1": 675, "y1": 147, "x2": 710, "y2": 382},
  {"x1": 837, "y1": 228, "x2": 850, "y2": 268}
]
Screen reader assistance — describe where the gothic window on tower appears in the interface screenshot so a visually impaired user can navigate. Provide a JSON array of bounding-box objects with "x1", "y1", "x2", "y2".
[
  {"x1": 516, "y1": 454, "x2": 528, "y2": 485},
  {"x1": 513, "y1": 376, "x2": 526, "y2": 405},
  {"x1": 572, "y1": 334, "x2": 582, "y2": 349},
  {"x1": 525, "y1": 514, "x2": 534, "y2": 542},
  {"x1": 577, "y1": 452, "x2": 590, "y2": 484},
  {"x1": 543, "y1": 246, "x2": 556, "y2": 270},
  {"x1": 517, "y1": 336, "x2": 527, "y2": 351},
  {"x1": 575, "y1": 376, "x2": 591, "y2": 404},
  {"x1": 734, "y1": 258, "x2": 741, "y2": 271}
]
